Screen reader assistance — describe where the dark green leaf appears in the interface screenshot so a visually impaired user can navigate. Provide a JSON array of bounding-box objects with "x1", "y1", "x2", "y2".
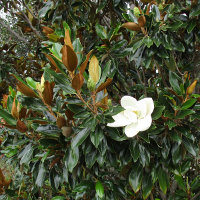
[
  {"x1": 182, "y1": 137, "x2": 197, "y2": 157},
  {"x1": 181, "y1": 99, "x2": 197, "y2": 110},
  {"x1": 71, "y1": 128, "x2": 90, "y2": 148},
  {"x1": 90, "y1": 128, "x2": 104, "y2": 148},
  {"x1": 0, "y1": 109, "x2": 16, "y2": 126},
  {"x1": 95, "y1": 23, "x2": 107, "y2": 40},
  {"x1": 129, "y1": 164, "x2": 143, "y2": 193},
  {"x1": 176, "y1": 110, "x2": 195, "y2": 119},
  {"x1": 142, "y1": 174, "x2": 153, "y2": 200},
  {"x1": 152, "y1": 106, "x2": 165, "y2": 120},
  {"x1": 67, "y1": 146, "x2": 79, "y2": 172},
  {"x1": 169, "y1": 71, "x2": 181, "y2": 94},
  {"x1": 189, "y1": 5, "x2": 200, "y2": 17},
  {"x1": 85, "y1": 149, "x2": 97, "y2": 168},
  {"x1": 158, "y1": 167, "x2": 169, "y2": 194},
  {"x1": 51, "y1": 196, "x2": 66, "y2": 200},
  {"x1": 130, "y1": 140, "x2": 140, "y2": 162},
  {"x1": 174, "y1": 175, "x2": 186, "y2": 191}
]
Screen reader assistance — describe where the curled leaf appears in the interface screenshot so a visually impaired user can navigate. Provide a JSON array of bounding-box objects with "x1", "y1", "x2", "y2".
[
  {"x1": 56, "y1": 116, "x2": 67, "y2": 129},
  {"x1": 122, "y1": 22, "x2": 141, "y2": 31},
  {"x1": 96, "y1": 78, "x2": 112, "y2": 93},
  {"x1": 64, "y1": 29, "x2": 73, "y2": 49},
  {"x1": 45, "y1": 54, "x2": 61, "y2": 73},
  {"x1": 42, "y1": 26, "x2": 54, "y2": 35},
  {"x1": 80, "y1": 50, "x2": 93, "y2": 74},
  {"x1": 11, "y1": 99, "x2": 18, "y2": 119},
  {"x1": 187, "y1": 80, "x2": 197, "y2": 95},
  {"x1": 17, "y1": 82, "x2": 38, "y2": 98}
]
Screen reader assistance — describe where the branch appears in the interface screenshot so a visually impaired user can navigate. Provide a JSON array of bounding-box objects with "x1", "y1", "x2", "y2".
[
  {"x1": 11, "y1": 0, "x2": 42, "y2": 39},
  {"x1": 0, "y1": 17, "x2": 29, "y2": 44},
  {"x1": 22, "y1": 0, "x2": 37, "y2": 19},
  {"x1": 191, "y1": 191, "x2": 200, "y2": 200}
]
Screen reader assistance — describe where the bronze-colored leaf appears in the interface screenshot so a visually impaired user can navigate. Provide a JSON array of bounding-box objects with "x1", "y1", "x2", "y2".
[
  {"x1": 42, "y1": 26, "x2": 54, "y2": 35},
  {"x1": 72, "y1": 73, "x2": 84, "y2": 91},
  {"x1": 96, "y1": 78, "x2": 112, "y2": 93},
  {"x1": 88, "y1": 55, "x2": 100, "y2": 84},
  {"x1": 42, "y1": 81, "x2": 55, "y2": 105},
  {"x1": 17, "y1": 119, "x2": 27, "y2": 133},
  {"x1": 141, "y1": 0, "x2": 152, "y2": 3},
  {"x1": 62, "y1": 45, "x2": 78, "y2": 72},
  {"x1": 2, "y1": 95, "x2": 8, "y2": 108},
  {"x1": 11, "y1": 99, "x2": 18, "y2": 119},
  {"x1": 122, "y1": 22, "x2": 141, "y2": 31},
  {"x1": 65, "y1": 109, "x2": 74, "y2": 121},
  {"x1": 56, "y1": 116, "x2": 66, "y2": 129},
  {"x1": 138, "y1": 16, "x2": 146, "y2": 27},
  {"x1": 64, "y1": 29, "x2": 73, "y2": 49},
  {"x1": 80, "y1": 50, "x2": 93, "y2": 74},
  {"x1": 45, "y1": 54, "x2": 61, "y2": 73},
  {"x1": 17, "y1": 82, "x2": 38, "y2": 98},
  {"x1": 19, "y1": 107, "x2": 27, "y2": 120}
]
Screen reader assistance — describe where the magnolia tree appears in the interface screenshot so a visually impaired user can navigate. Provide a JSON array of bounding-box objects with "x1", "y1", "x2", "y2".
[{"x1": 0, "y1": 0, "x2": 200, "y2": 200}]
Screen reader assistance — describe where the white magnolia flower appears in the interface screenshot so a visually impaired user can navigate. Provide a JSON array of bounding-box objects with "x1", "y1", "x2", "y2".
[{"x1": 107, "y1": 96, "x2": 154, "y2": 137}]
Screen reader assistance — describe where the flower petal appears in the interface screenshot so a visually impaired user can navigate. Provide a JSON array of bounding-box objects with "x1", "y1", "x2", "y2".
[
  {"x1": 124, "y1": 110, "x2": 137, "y2": 123},
  {"x1": 137, "y1": 99, "x2": 147, "y2": 118},
  {"x1": 136, "y1": 115, "x2": 152, "y2": 132},
  {"x1": 143, "y1": 98, "x2": 154, "y2": 115},
  {"x1": 124, "y1": 123, "x2": 139, "y2": 137},
  {"x1": 107, "y1": 112, "x2": 131, "y2": 127},
  {"x1": 121, "y1": 96, "x2": 137, "y2": 109}
]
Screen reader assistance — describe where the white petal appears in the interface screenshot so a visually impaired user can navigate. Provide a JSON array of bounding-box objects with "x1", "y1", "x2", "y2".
[
  {"x1": 137, "y1": 99, "x2": 147, "y2": 118},
  {"x1": 136, "y1": 115, "x2": 152, "y2": 132},
  {"x1": 124, "y1": 123, "x2": 139, "y2": 137},
  {"x1": 124, "y1": 110, "x2": 137, "y2": 123},
  {"x1": 107, "y1": 112, "x2": 130, "y2": 127},
  {"x1": 121, "y1": 96, "x2": 137, "y2": 109},
  {"x1": 143, "y1": 98, "x2": 154, "y2": 115}
]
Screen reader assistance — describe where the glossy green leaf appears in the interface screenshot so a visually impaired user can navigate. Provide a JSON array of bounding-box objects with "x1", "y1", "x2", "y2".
[
  {"x1": 175, "y1": 110, "x2": 195, "y2": 119},
  {"x1": 182, "y1": 137, "x2": 197, "y2": 157},
  {"x1": 95, "y1": 181, "x2": 104, "y2": 198},
  {"x1": 20, "y1": 145, "x2": 33, "y2": 165},
  {"x1": 26, "y1": 77, "x2": 38, "y2": 90},
  {"x1": 51, "y1": 196, "x2": 66, "y2": 200},
  {"x1": 90, "y1": 128, "x2": 104, "y2": 148},
  {"x1": 174, "y1": 175, "x2": 186, "y2": 191},
  {"x1": 0, "y1": 109, "x2": 16, "y2": 126},
  {"x1": 189, "y1": 5, "x2": 200, "y2": 17},
  {"x1": 171, "y1": 143, "x2": 182, "y2": 164},
  {"x1": 169, "y1": 71, "x2": 181, "y2": 94},
  {"x1": 142, "y1": 174, "x2": 153, "y2": 200},
  {"x1": 129, "y1": 164, "x2": 143, "y2": 193},
  {"x1": 152, "y1": 106, "x2": 165, "y2": 120},
  {"x1": 71, "y1": 128, "x2": 90, "y2": 148},
  {"x1": 35, "y1": 163, "x2": 46, "y2": 187},
  {"x1": 95, "y1": 23, "x2": 107, "y2": 40},
  {"x1": 181, "y1": 99, "x2": 197, "y2": 110},
  {"x1": 130, "y1": 140, "x2": 140, "y2": 162},
  {"x1": 67, "y1": 147, "x2": 79, "y2": 172},
  {"x1": 85, "y1": 149, "x2": 97, "y2": 168},
  {"x1": 158, "y1": 167, "x2": 168, "y2": 194}
]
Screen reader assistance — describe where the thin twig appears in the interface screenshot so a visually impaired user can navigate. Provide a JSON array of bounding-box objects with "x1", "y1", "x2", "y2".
[
  {"x1": 11, "y1": 0, "x2": 42, "y2": 38},
  {"x1": 21, "y1": 0, "x2": 37, "y2": 19},
  {"x1": 0, "y1": 17, "x2": 29, "y2": 43}
]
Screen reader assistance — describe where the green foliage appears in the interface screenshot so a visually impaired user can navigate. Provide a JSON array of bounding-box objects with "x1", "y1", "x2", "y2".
[{"x1": 0, "y1": 0, "x2": 200, "y2": 200}]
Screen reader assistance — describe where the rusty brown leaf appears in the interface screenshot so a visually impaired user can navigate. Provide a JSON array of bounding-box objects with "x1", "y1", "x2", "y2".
[
  {"x1": 19, "y1": 107, "x2": 27, "y2": 120},
  {"x1": 45, "y1": 54, "x2": 61, "y2": 73},
  {"x1": 2, "y1": 95, "x2": 8, "y2": 108},
  {"x1": 138, "y1": 16, "x2": 146, "y2": 27},
  {"x1": 72, "y1": 73, "x2": 84, "y2": 91},
  {"x1": 42, "y1": 26, "x2": 54, "y2": 35},
  {"x1": 62, "y1": 45, "x2": 78, "y2": 72},
  {"x1": 64, "y1": 29, "x2": 73, "y2": 49},
  {"x1": 122, "y1": 22, "x2": 141, "y2": 31},
  {"x1": 11, "y1": 99, "x2": 18, "y2": 119},
  {"x1": 65, "y1": 109, "x2": 74, "y2": 121},
  {"x1": 42, "y1": 81, "x2": 55, "y2": 105},
  {"x1": 96, "y1": 78, "x2": 112, "y2": 93},
  {"x1": 80, "y1": 50, "x2": 93, "y2": 74},
  {"x1": 56, "y1": 116, "x2": 67, "y2": 129},
  {"x1": 17, "y1": 82, "x2": 38, "y2": 98},
  {"x1": 17, "y1": 119, "x2": 27, "y2": 133}
]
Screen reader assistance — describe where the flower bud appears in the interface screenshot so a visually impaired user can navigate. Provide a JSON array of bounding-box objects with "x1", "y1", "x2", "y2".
[
  {"x1": 133, "y1": 7, "x2": 140, "y2": 17},
  {"x1": 87, "y1": 78, "x2": 96, "y2": 91},
  {"x1": 186, "y1": 80, "x2": 197, "y2": 95},
  {"x1": 61, "y1": 126, "x2": 72, "y2": 137},
  {"x1": 158, "y1": 4, "x2": 163, "y2": 10}
]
